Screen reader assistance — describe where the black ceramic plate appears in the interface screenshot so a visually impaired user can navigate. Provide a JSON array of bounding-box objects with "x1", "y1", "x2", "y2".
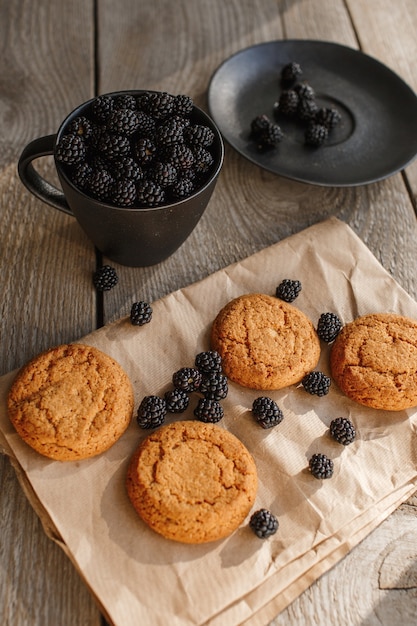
[{"x1": 207, "y1": 40, "x2": 417, "y2": 186}]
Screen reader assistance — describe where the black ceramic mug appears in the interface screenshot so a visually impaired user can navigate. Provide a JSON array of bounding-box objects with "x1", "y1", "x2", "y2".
[{"x1": 18, "y1": 91, "x2": 224, "y2": 267}]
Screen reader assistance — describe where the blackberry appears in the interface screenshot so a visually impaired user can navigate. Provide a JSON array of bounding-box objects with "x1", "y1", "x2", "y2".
[
  {"x1": 250, "y1": 114, "x2": 271, "y2": 137},
  {"x1": 184, "y1": 124, "x2": 215, "y2": 148},
  {"x1": 97, "y1": 132, "x2": 131, "y2": 159},
  {"x1": 192, "y1": 146, "x2": 214, "y2": 174},
  {"x1": 252, "y1": 396, "x2": 284, "y2": 429},
  {"x1": 155, "y1": 118, "x2": 184, "y2": 146},
  {"x1": 72, "y1": 161, "x2": 92, "y2": 190},
  {"x1": 149, "y1": 161, "x2": 178, "y2": 188},
  {"x1": 114, "y1": 94, "x2": 137, "y2": 110},
  {"x1": 281, "y1": 61, "x2": 302, "y2": 84},
  {"x1": 135, "y1": 111, "x2": 157, "y2": 138},
  {"x1": 276, "y1": 90, "x2": 299, "y2": 117},
  {"x1": 200, "y1": 372, "x2": 228, "y2": 401},
  {"x1": 165, "y1": 143, "x2": 195, "y2": 173},
  {"x1": 110, "y1": 178, "x2": 137, "y2": 207},
  {"x1": 136, "y1": 180, "x2": 165, "y2": 207},
  {"x1": 134, "y1": 137, "x2": 157, "y2": 165},
  {"x1": 294, "y1": 82, "x2": 315, "y2": 100},
  {"x1": 195, "y1": 350, "x2": 222, "y2": 374},
  {"x1": 302, "y1": 371, "x2": 331, "y2": 397},
  {"x1": 297, "y1": 97, "x2": 318, "y2": 122},
  {"x1": 275, "y1": 278, "x2": 302, "y2": 303},
  {"x1": 89, "y1": 168, "x2": 113, "y2": 200},
  {"x1": 317, "y1": 312, "x2": 343, "y2": 343},
  {"x1": 315, "y1": 107, "x2": 342, "y2": 129},
  {"x1": 309, "y1": 453, "x2": 334, "y2": 479},
  {"x1": 172, "y1": 367, "x2": 202, "y2": 393},
  {"x1": 174, "y1": 94, "x2": 194, "y2": 116},
  {"x1": 106, "y1": 108, "x2": 140, "y2": 135},
  {"x1": 193, "y1": 397, "x2": 224, "y2": 423},
  {"x1": 305, "y1": 123, "x2": 328, "y2": 147},
  {"x1": 164, "y1": 388, "x2": 190, "y2": 413},
  {"x1": 111, "y1": 156, "x2": 143, "y2": 182},
  {"x1": 55, "y1": 133, "x2": 86, "y2": 165},
  {"x1": 136, "y1": 395, "x2": 167, "y2": 429},
  {"x1": 130, "y1": 300, "x2": 153, "y2": 325},
  {"x1": 66, "y1": 116, "x2": 93, "y2": 140},
  {"x1": 330, "y1": 417, "x2": 356, "y2": 445},
  {"x1": 256, "y1": 122, "x2": 283, "y2": 149},
  {"x1": 249, "y1": 509, "x2": 279, "y2": 538},
  {"x1": 91, "y1": 95, "x2": 114, "y2": 123},
  {"x1": 170, "y1": 177, "x2": 194, "y2": 200},
  {"x1": 143, "y1": 91, "x2": 175, "y2": 120},
  {"x1": 93, "y1": 265, "x2": 118, "y2": 291}
]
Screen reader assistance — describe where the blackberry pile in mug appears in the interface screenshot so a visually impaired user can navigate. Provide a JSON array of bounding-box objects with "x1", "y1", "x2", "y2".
[{"x1": 55, "y1": 92, "x2": 217, "y2": 208}]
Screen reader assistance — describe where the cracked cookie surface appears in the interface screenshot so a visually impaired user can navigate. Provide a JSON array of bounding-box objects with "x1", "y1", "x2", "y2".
[
  {"x1": 7, "y1": 343, "x2": 134, "y2": 460},
  {"x1": 210, "y1": 293, "x2": 320, "y2": 390},
  {"x1": 330, "y1": 313, "x2": 417, "y2": 411},
  {"x1": 126, "y1": 420, "x2": 257, "y2": 543}
]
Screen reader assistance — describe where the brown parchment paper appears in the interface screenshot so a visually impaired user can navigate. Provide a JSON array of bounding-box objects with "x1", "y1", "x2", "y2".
[{"x1": 1, "y1": 217, "x2": 417, "y2": 626}]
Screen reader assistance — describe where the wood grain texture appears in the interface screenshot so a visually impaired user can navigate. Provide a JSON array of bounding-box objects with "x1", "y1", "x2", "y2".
[{"x1": 0, "y1": 0, "x2": 416, "y2": 624}]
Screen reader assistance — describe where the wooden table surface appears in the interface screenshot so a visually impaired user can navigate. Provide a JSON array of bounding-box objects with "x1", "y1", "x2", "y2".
[{"x1": 1, "y1": 1, "x2": 417, "y2": 624}]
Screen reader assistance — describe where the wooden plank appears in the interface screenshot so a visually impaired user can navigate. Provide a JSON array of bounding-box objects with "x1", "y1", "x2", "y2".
[{"x1": 0, "y1": 2, "x2": 101, "y2": 626}]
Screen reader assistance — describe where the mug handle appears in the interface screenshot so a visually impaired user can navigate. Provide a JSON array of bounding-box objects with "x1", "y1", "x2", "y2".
[{"x1": 17, "y1": 135, "x2": 74, "y2": 216}]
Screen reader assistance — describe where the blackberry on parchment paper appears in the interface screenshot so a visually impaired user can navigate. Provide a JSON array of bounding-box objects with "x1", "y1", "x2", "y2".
[
  {"x1": 130, "y1": 301, "x2": 153, "y2": 326},
  {"x1": 317, "y1": 312, "x2": 343, "y2": 343},
  {"x1": 275, "y1": 278, "x2": 302, "y2": 302},
  {"x1": 309, "y1": 453, "x2": 334, "y2": 479},
  {"x1": 252, "y1": 396, "x2": 284, "y2": 429},
  {"x1": 172, "y1": 367, "x2": 202, "y2": 393},
  {"x1": 137, "y1": 396, "x2": 167, "y2": 429},
  {"x1": 193, "y1": 397, "x2": 224, "y2": 423},
  {"x1": 330, "y1": 417, "x2": 356, "y2": 445},
  {"x1": 302, "y1": 371, "x2": 331, "y2": 397},
  {"x1": 249, "y1": 509, "x2": 279, "y2": 538},
  {"x1": 195, "y1": 350, "x2": 223, "y2": 374},
  {"x1": 164, "y1": 388, "x2": 190, "y2": 414}
]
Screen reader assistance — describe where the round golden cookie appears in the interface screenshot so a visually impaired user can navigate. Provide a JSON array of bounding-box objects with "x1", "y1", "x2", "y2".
[
  {"x1": 126, "y1": 420, "x2": 258, "y2": 544},
  {"x1": 330, "y1": 313, "x2": 417, "y2": 411},
  {"x1": 7, "y1": 343, "x2": 134, "y2": 460},
  {"x1": 210, "y1": 293, "x2": 320, "y2": 390}
]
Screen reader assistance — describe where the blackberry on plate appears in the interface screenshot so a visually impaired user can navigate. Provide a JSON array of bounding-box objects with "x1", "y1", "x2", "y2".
[
  {"x1": 309, "y1": 453, "x2": 334, "y2": 479},
  {"x1": 330, "y1": 417, "x2": 356, "y2": 445},
  {"x1": 252, "y1": 396, "x2": 284, "y2": 429},
  {"x1": 172, "y1": 367, "x2": 202, "y2": 393},
  {"x1": 249, "y1": 508, "x2": 279, "y2": 538},
  {"x1": 317, "y1": 312, "x2": 343, "y2": 343},
  {"x1": 281, "y1": 61, "x2": 302, "y2": 84},
  {"x1": 164, "y1": 388, "x2": 190, "y2": 413},
  {"x1": 275, "y1": 278, "x2": 302, "y2": 302},
  {"x1": 130, "y1": 300, "x2": 153, "y2": 325},
  {"x1": 294, "y1": 82, "x2": 315, "y2": 100},
  {"x1": 250, "y1": 114, "x2": 271, "y2": 137},
  {"x1": 195, "y1": 350, "x2": 222, "y2": 373},
  {"x1": 193, "y1": 397, "x2": 224, "y2": 423},
  {"x1": 137, "y1": 395, "x2": 167, "y2": 429},
  {"x1": 305, "y1": 123, "x2": 328, "y2": 147},
  {"x1": 93, "y1": 265, "x2": 118, "y2": 291},
  {"x1": 200, "y1": 372, "x2": 228, "y2": 401},
  {"x1": 302, "y1": 371, "x2": 331, "y2": 397},
  {"x1": 315, "y1": 106, "x2": 342, "y2": 129},
  {"x1": 55, "y1": 133, "x2": 86, "y2": 165},
  {"x1": 275, "y1": 90, "x2": 299, "y2": 117},
  {"x1": 297, "y1": 97, "x2": 318, "y2": 122},
  {"x1": 256, "y1": 122, "x2": 283, "y2": 149}
]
